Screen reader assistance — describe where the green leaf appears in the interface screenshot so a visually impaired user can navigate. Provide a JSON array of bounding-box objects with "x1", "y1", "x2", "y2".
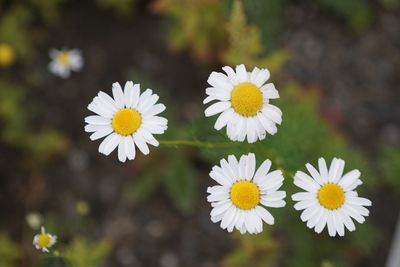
[
  {"x1": 63, "y1": 239, "x2": 110, "y2": 267},
  {"x1": 379, "y1": 146, "x2": 400, "y2": 191},
  {"x1": 318, "y1": 0, "x2": 373, "y2": 31},
  {"x1": 163, "y1": 153, "x2": 197, "y2": 214},
  {"x1": 0, "y1": 233, "x2": 19, "y2": 267},
  {"x1": 123, "y1": 171, "x2": 161, "y2": 205},
  {"x1": 95, "y1": 0, "x2": 137, "y2": 15}
]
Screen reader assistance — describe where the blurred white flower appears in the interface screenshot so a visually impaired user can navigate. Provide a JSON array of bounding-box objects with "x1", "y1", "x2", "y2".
[
  {"x1": 204, "y1": 64, "x2": 282, "y2": 143},
  {"x1": 292, "y1": 157, "x2": 372, "y2": 237},
  {"x1": 207, "y1": 153, "x2": 286, "y2": 234},
  {"x1": 159, "y1": 252, "x2": 178, "y2": 267},
  {"x1": 33, "y1": 226, "x2": 57, "y2": 253},
  {"x1": 26, "y1": 212, "x2": 43, "y2": 229},
  {"x1": 48, "y1": 48, "x2": 83, "y2": 78},
  {"x1": 85, "y1": 81, "x2": 168, "y2": 162}
]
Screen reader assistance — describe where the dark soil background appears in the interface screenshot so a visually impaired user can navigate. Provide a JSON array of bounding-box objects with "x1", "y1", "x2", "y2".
[{"x1": 2, "y1": 0, "x2": 399, "y2": 266}]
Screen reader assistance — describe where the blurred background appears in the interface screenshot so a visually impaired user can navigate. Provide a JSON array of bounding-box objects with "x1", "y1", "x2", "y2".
[{"x1": 1, "y1": 0, "x2": 400, "y2": 266}]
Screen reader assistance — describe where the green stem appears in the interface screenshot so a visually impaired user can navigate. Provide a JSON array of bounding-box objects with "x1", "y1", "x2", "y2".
[{"x1": 158, "y1": 139, "x2": 239, "y2": 148}]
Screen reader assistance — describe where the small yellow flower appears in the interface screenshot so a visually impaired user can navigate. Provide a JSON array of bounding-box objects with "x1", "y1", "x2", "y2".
[
  {"x1": 0, "y1": 43, "x2": 16, "y2": 67},
  {"x1": 33, "y1": 226, "x2": 57, "y2": 253}
]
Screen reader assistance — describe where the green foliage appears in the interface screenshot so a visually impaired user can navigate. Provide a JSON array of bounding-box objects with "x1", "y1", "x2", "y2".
[
  {"x1": 124, "y1": 170, "x2": 161, "y2": 205},
  {"x1": 0, "y1": 81, "x2": 27, "y2": 144},
  {"x1": 63, "y1": 239, "x2": 110, "y2": 267},
  {"x1": 164, "y1": 151, "x2": 198, "y2": 213},
  {"x1": 29, "y1": 0, "x2": 64, "y2": 24},
  {"x1": 123, "y1": 96, "x2": 199, "y2": 214},
  {"x1": 189, "y1": 83, "x2": 376, "y2": 266},
  {"x1": 317, "y1": 0, "x2": 373, "y2": 31},
  {"x1": 0, "y1": 6, "x2": 33, "y2": 59},
  {"x1": 222, "y1": 0, "x2": 263, "y2": 66},
  {"x1": 379, "y1": 146, "x2": 400, "y2": 191},
  {"x1": 152, "y1": 0, "x2": 226, "y2": 61},
  {"x1": 119, "y1": 75, "x2": 380, "y2": 267},
  {"x1": 0, "y1": 0, "x2": 65, "y2": 61},
  {"x1": 0, "y1": 81, "x2": 67, "y2": 165},
  {"x1": 25, "y1": 130, "x2": 68, "y2": 164},
  {"x1": 224, "y1": 230, "x2": 278, "y2": 267},
  {"x1": 156, "y1": 0, "x2": 377, "y2": 65},
  {"x1": 123, "y1": 139, "x2": 198, "y2": 214},
  {"x1": 0, "y1": 1, "x2": 392, "y2": 267},
  {"x1": 223, "y1": 0, "x2": 290, "y2": 73},
  {"x1": 242, "y1": 0, "x2": 285, "y2": 52},
  {"x1": 0, "y1": 234, "x2": 20, "y2": 267},
  {"x1": 95, "y1": 0, "x2": 137, "y2": 15},
  {"x1": 381, "y1": 0, "x2": 400, "y2": 9},
  {"x1": 350, "y1": 221, "x2": 381, "y2": 254},
  {"x1": 194, "y1": 84, "x2": 372, "y2": 181}
]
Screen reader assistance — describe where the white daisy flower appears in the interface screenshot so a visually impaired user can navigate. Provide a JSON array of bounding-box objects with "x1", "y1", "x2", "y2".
[
  {"x1": 204, "y1": 64, "x2": 282, "y2": 143},
  {"x1": 292, "y1": 157, "x2": 372, "y2": 237},
  {"x1": 48, "y1": 48, "x2": 83, "y2": 78},
  {"x1": 84, "y1": 81, "x2": 168, "y2": 162},
  {"x1": 33, "y1": 226, "x2": 57, "y2": 253},
  {"x1": 207, "y1": 153, "x2": 286, "y2": 234}
]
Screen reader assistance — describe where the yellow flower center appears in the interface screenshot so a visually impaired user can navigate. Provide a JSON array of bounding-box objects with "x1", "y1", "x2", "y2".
[
  {"x1": 230, "y1": 180, "x2": 260, "y2": 210},
  {"x1": 318, "y1": 183, "x2": 345, "y2": 210},
  {"x1": 112, "y1": 108, "x2": 142, "y2": 136},
  {"x1": 57, "y1": 51, "x2": 70, "y2": 66},
  {"x1": 231, "y1": 82, "x2": 263, "y2": 117},
  {"x1": 37, "y1": 234, "x2": 51, "y2": 248},
  {"x1": 0, "y1": 43, "x2": 16, "y2": 67}
]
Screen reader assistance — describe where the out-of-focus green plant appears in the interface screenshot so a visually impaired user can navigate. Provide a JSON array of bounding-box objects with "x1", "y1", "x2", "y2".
[
  {"x1": 121, "y1": 71, "x2": 199, "y2": 214},
  {"x1": 122, "y1": 37, "x2": 379, "y2": 266},
  {"x1": 25, "y1": 130, "x2": 68, "y2": 164},
  {"x1": 151, "y1": 0, "x2": 226, "y2": 61},
  {"x1": 381, "y1": 0, "x2": 400, "y2": 9},
  {"x1": 156, "y1": 0, "x2": 377, "y2": 64},
  {"x1": 0, "y1": 1, "x2": 65, "y2": 61},
  {"x1": 120, "y1": 1, "x2": 387, "y2": 264},
  {"x1": 222, "y1": 0, "x2": 263, "y2": 65},
  {"x1": 95, "y1": 0, "x2": 137, "y2": 15},
  {"x1": 379, "y1": 146, "x2": 400, "y2": 191},
  {"x1": 29, "y1": 0, "x2": 64, "y2": 24},
  {"x1": 63, "y1": 239, "x2": 110, "y2": 267},
  {"x1": 223, "y1": 0, "x2": 289, "y2": 74},
  {"x1": 147, "y1": 83, "x2": 375, "y2": 266},
  {"x1": 123, "y1": 120, "x2": 199, "y2": 214},
  {"x1": 0, "y1": 82, "x2": 26, "y2": 144},
  {"x1": 195, "y1": 84, "x2": 377, "y2": 267},
  {"x1": 242, "y1": 0, "x2": 285, "y2": 52},
  {"x1": 0, "y1": 234, "x2": 20, "y2": 267},
  {"x1": 164, "y1": 150, "x2": 198, "y2": 212},
  {"x1": 192, "y1": 84, "x2": 372, "y2": 180},
  {"x1": 317, "y1": 0, "x2": 373, "y2": 31},
  {"x1": 224, "y1": 230, "x2": 279, "y2": 267},
  {"x1": 122, "y1": 80, "x2": 378, "y2": 266},
  {"x1": 0, "y1": 6, "x2": 33, "y2": 59},
  {"x1": 0, "y1": 81, "x2": 67, "y2": 165},
  {"x1": 123, "y1": 152, "x2": 199, "y2": 214}
]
